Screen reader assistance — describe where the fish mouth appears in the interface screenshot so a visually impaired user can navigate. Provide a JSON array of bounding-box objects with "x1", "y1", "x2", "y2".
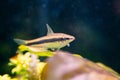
[{"x1": 69, "y1": 36, "x2": 75, "y2": 41}]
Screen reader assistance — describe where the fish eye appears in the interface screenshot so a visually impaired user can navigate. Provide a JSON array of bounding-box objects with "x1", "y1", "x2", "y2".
[
  {"x1": 65, "y1": 38, "x2": 70, "y2": 40},
  {"x1": 60, "y1": 38, "x2": 69, "y2": 41}
]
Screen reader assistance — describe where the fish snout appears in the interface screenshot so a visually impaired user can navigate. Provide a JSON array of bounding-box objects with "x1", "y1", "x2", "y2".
[{"x1": 70, "y1": 36, "x2": 75, "y2": 41}]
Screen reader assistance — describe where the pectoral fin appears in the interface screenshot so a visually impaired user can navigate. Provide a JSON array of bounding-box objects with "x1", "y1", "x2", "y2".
[
  {"x1": 14, "y1": 38, "x2": 26, "y2": 45},
  {"x1": 67, "y1": 44, "x2": 70, "y2": 47},
  {"x1": 46, "y1": 24, "x2": 54, "y2": 35}
]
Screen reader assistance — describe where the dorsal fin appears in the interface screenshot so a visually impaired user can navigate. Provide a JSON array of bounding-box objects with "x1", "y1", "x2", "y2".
[{"x1": 46, "y1": 24, "x2": 54, "y2": 35}]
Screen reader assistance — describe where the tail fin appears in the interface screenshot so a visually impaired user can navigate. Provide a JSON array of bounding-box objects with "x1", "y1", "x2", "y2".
[{"x1": 14, "y1": 38, "x2": 26, "y2": 45}]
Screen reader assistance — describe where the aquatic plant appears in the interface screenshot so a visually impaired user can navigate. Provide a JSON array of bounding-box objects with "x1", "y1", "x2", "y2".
[{"x1": 0, "y1": 45, "x2": 120, "y2": 80}]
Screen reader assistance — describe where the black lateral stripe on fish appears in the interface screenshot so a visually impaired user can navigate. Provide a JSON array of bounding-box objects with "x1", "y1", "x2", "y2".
[{"x1": 26, "y1": 38, "x2": 70, "y2": 46}]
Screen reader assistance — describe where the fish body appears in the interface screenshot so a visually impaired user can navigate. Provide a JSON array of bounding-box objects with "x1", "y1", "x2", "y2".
[{"x1": 14, "y1": 24, "x2": 75, "y2": 52}]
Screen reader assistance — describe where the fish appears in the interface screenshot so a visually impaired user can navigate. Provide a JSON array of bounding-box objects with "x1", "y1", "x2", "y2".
[{"x1": 14, "y1": 24, "x2": 75, "y2": 52}]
